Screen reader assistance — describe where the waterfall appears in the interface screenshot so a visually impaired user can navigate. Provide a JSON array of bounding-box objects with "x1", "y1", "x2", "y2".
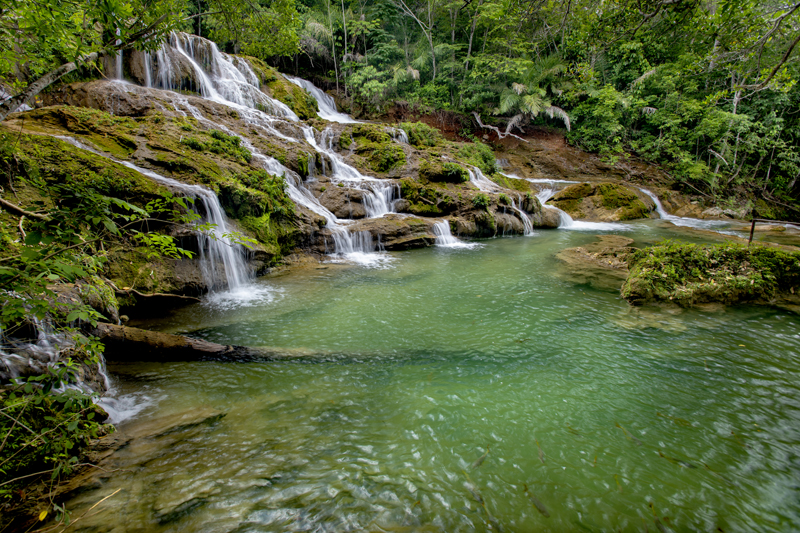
[
  {"x1": 509, "y1": 197, "x2": 535, "y2": 236},
  {"x1": 388, "y1": 127, "x2": 409, "y2": 144},
  {"x1": 57, "y1": 136, "x2": 254, "y2": 293},
  {"x1": 115, "y1": 50, "x2": 123, "y2": 80},
  {"x1": 285, "y1": 75, "x2": 359, "y2": 123},
  {"x1": 535, "y1": 188, "x2": 630, "y2": 231},
  {"x1": 144, "y1": 33, "x2": 299, "y2": 121},
  {"x1": 100, "y1": 33, "x2": 401, "y2": 265},
  {"x1": 469, "y1": 167, "x2": 500, "y2": 192},
  {"x1": 637, "y1": 187, "x2": 733, "y2": 231},
  {"x1": 433, "y1": 220, "x2": 480, "y2": 248}
]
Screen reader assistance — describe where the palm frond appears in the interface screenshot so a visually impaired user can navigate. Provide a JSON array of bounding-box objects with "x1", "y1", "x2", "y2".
[
  {"x1": 498, "y1": 90, "x2": 521, "y2": 115},
  {"x1": 520, "y1": 93, "x2": 545, "y2": 116}
]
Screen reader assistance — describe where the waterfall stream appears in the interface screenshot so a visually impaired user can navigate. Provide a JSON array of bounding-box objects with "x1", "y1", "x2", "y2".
[{"x1": 285, "y1": 75, "x2": 359, "y2": 124}]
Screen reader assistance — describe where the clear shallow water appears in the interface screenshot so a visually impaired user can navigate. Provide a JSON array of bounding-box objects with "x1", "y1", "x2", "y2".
[{"x1": 72, "y1": 224, "x2": 800, "y2": 532}]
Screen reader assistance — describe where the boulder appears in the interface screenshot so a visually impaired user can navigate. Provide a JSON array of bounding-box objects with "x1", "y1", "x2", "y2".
[{"x1": 548, "y1": 182, "x2": 654, "y2": 221}]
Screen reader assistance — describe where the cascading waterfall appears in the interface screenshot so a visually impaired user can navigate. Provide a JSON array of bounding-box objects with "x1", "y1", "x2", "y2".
[
  {"x1": 285, "y1": 75, "x2": 359, "y2": 124},
  {"x1": 535, "y1": 188, "x2": 631, "y2": 231},
  {"x1": 57, "y1": 136, "x2": 255, "y2": 294},
  {"x1": 433, "y1": 220, "x2": 480, "y2": 248},
  {"x1": 132, "y1": 33, "x2": 400, "y2": 264},
  {"x1": 468, "y1": 167, "x2": 501, "y2": 192},
  {"x1": 638, "y1": 187, "x2": 732, "y2": 231},
  {"x1": 302, "y1": 125, "x2": 401, "y2": 220},
  {"x1": 388, "y1": 127, "x2": 409, "y2": 144},
  {"x1": 509, "y1": 197, "x2": 535, "y2": 236},
  {"x1": 144, "y1": 32, "x2": 299, "y2": 121}
]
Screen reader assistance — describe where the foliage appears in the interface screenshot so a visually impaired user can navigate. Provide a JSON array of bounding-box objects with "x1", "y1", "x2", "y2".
[
  {"x1": 0, "y1": 364, "x2": 110, "y2": 503},
  {"x1": 472, "y1": 192, "x2": 490, "y2": 209},
  {"x1": 203, "y1": 0, "x2": 301, "y2": 58},
  {"x1": 399, "y1": 122, "x2": 443, "y2": 148},
  {"x1": 622, "y1": 241, "x2": 800, "y2": 306}
]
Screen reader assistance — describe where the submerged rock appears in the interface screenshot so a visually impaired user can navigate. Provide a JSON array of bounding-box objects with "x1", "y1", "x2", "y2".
[{"x1": 555, "y1": 235, "x2": 637, "y2": 291}]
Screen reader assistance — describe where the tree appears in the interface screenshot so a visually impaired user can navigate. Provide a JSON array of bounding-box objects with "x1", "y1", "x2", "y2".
[
  {"x1": 0, "y1": 0, "x2": 185, "y2": 121},
  {"x1": 204, "y1": 0, "x2": 301, "y2": 58}
]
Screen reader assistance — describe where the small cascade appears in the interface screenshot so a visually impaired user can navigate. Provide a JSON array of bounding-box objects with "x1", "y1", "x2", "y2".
[
  {"x1": 0, "y1": 316, "x2": 109, "y2": 394},
  {"x1": 285, "y1": 75, "x2": 359, "y2": 123},
  {"x1": 303, "y1": 125, "x2": 402, "y2": 220},
  {"x1": 388, "y1": 127, "x2": 409, "y2": 144},
  {"x1": 638, "y1": 187, "x2": 673, "y2": 219},
  {"x1": 535, "y1": 188, "x2": 629, "y2": 230},
  {"x1": 433, "y1": 220, "x2": 480, "y2": 248},
  {"x1": 115, "y1": 50, "x2": 124, "y2": 80},
  {"x1": 509, "y1": 197, "x2": 535, "y2": 236},
  {"x1": 469, "y1": 167, "x2": 500, "y2": 192},
  {"x1": 58, "y1": 136, "x2": 254, "y2": 293},
  {"x1": 638, "y1": 187, "x2": 732, "y2": 231},
  {"x1": 361, "y1": 182, "x2": 401, "y2": 218}
]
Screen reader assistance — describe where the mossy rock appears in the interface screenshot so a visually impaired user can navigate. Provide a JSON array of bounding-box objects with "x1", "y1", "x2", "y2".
[
  {"x1": 5, "y1": 131, "x2": 165, "y2": 202},
  {"x1": 349, "y1": 124, "x2": 406, "y2": 173},
  {"x1": 399, "y1": 121, "x2": 443, "y2": 148},
  {"x1": 457, "y1": 142, "x2": 497, "y2": 175},
  {"x1": 420, "y1": 160, "x2": 468, "y2": 183},
  {"x1": 239, "y1": 213, "x2": 300, "y2": 260},
  {"x1": 550, "y1": 182, "x2": 650, "y2": 221},
  {"x1": 17, "y1": 107, "x2": 138, "y2": 158},
  {"x1": 241, "y1": 56, "x2": 318, "y2": 120},
  {"x1": 554, "y1": 183, "x2": 594, "y2": 200},
  {"x1": 621, "y1": 241, "x2": 800, "y2": 306}
]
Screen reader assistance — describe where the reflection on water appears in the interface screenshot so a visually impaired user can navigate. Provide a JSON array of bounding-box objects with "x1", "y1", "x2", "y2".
[{"x1": 70, "y1": 222, "x2": 800, "y2": 532}]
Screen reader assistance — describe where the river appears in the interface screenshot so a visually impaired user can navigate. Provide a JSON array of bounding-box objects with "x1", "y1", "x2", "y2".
[{"x1": 65, "y1": 220, "x2": 800, "y2": 532}]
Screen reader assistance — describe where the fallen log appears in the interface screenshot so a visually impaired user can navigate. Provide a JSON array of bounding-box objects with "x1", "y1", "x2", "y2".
[{"x1": 91, "y1": 323, "x2": 272, "y2": 362}]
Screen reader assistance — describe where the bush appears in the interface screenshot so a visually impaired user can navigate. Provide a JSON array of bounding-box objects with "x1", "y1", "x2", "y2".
[{"x1": 473, "y1": 193, "x2": 490, "y2": 209}]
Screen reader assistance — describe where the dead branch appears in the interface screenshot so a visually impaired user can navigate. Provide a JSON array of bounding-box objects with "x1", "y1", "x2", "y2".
[
  {"x1": 0, "y1": 197, "x2": 48, "y2": 220},
  {"x1": 472, "y1": 112, "x2": 529, "y2": 142}
]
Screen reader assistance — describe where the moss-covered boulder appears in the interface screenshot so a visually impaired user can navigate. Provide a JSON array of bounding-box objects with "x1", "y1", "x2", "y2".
[
  {"x1": 243, "y1": 56, "x2": 318, "y2": 120},
  {"x1": 347, "y1": 124, "x2": 406, "y2": 173},
  {"x1": 399, "y1": 121, "x2": 443, "y2": 148},
  {"x1": 549, "y1": 182, "x2": 652, "y2": 221},
  {"x1": 419, "y1": 160, "x2": 468, "y2": 183},
  {"x1": 621, "y1": 241, "x2": 800, "y2": 307}
]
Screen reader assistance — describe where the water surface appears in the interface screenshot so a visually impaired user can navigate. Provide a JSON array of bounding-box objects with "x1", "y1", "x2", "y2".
[{"x1": 75, "y1": 223, "x2": 800, "y2": 532}]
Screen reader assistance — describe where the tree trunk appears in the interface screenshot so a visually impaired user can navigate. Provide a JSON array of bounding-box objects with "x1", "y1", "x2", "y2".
[
  {"x1": 464, "y1": 0, "x2": 483, "y2": 74},
  {"x1": 0, "y1": 52, "x2": 99, "y2": 122},
  {"x1": 91, "y1": 323, "x2": 286, "y2": 362}
]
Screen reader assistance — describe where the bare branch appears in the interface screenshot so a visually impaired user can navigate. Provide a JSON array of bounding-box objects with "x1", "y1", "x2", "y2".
[{"x1": 472, "y1": 112, "x2": 529, "y2": 142}]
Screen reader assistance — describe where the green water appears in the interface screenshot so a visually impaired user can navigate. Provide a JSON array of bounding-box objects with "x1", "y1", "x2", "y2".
[{"x1": 70, "y1": 223, "x2": 800, "y2": 532}]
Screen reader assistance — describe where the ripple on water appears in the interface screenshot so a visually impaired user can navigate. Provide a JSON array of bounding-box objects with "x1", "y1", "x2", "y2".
[{"x1": 57, "y1": 234, "x2": 800, "y2": 532}]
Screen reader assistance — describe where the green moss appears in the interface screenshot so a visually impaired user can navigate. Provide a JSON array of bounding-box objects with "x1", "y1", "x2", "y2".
[
  {"x1": 472, "y1": 193, "x2": 490, "y2": 209},
  {"x1": 595, "y1": 183, "x2": 648, "y2": 220},
  {"x1": 621, "y1": 241, "x2": 800, "y2": 306},
  {"x1": 555, "y1": 183, "x2": 593, "y2": 200},
  {"x1": 493, "y1": 174, "x2": 531, "y2": 192},
  {"x1": 420, "y1": 160, "x2": 468, "y2": 183},
  {"x1": 457, "y1": 142, "x2": 497, "y2": 175},
  {"x1": 339, "y1": 133, "x2": 353, "y2": 149},
  {"x1": 399, "y1": 122, "x2": 443, "y2": 148},
  {"x1": 297, "y1": 152, "x2": 310, "y2": 178},
  {"x1": 7, "y1": 132, "x2": 164, "y2": 202},
  {"x1": 352, "y1": 124, "x2": 392, "y2": 144},
  {"x1": 239, "y1": 213, "x2": 299, "y2": 261},
  {"x1": 349, "y1": 124, "x2": 406, "y2": 173}
]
